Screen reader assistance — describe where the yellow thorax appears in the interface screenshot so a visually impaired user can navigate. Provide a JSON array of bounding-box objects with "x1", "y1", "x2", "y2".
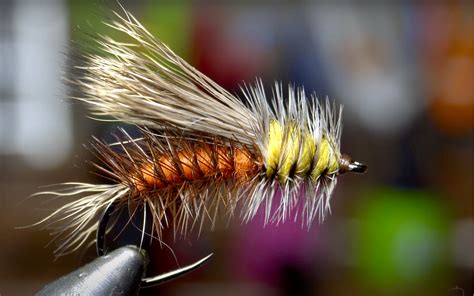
[{"x1": 266, "y1": 120, "x2": 339, "y2": 183}]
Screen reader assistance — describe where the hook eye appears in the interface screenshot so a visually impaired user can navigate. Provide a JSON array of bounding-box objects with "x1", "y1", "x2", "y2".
[
  {"x1": 339, "y1": 154, "x2": 368, "y2": 175},
  {"x1": 96, "y1": 201, "x2": 213, "y2": 287}
]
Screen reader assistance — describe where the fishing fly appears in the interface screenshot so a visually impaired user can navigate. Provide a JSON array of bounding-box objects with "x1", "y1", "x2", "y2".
[{"x1": 34, "y1": 7, "x2": 367, "y2": 262}]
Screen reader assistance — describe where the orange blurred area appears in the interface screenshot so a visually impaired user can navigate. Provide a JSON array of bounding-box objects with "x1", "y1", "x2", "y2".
[{"x1": 423, "y1": 3, "x2": 473, "y2": 135}]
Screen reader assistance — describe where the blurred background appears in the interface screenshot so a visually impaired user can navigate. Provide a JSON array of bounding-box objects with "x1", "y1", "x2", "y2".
[{"x1": 0, "y1": 0, "x2": 472, "y2": 295}]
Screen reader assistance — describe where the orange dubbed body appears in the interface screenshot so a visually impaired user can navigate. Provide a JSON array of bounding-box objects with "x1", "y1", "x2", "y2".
[{"x1": 132, "y1": 144, "x2": 263, "y2": 192}]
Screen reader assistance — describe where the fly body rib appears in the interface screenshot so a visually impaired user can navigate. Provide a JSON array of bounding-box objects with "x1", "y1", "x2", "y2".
[{"x1": 34, "y1": 7, "x2": 367, "y2": 256}]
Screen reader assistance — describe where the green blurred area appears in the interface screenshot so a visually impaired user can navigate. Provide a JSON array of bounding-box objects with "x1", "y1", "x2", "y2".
[
  {"x1": 68, "y1": 0, "x2": 191, "y2": 57},
  {"x1": 356, "y1": 188, "x2": 451, "y2": 294}
]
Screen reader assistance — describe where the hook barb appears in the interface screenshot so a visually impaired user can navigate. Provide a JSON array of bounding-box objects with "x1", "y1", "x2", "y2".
[{"x1": 141, "y1": 253, "x2": 213, "y2": 288}]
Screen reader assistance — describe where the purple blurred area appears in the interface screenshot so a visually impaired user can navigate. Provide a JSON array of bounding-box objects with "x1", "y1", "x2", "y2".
[{"x1": 0, "y1": 1, "x2": 472, "y2": 295}]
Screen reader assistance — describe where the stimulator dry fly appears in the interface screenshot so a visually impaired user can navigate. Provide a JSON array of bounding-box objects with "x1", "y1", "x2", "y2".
[{"x1": 34, "y1": 7, "x2": 367, "y2": 257}]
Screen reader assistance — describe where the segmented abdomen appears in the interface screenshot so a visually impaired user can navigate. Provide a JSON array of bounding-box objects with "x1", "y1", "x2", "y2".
[
  {"x1": 133, "y1": 145, "x2": 263, "y2": 191},
  {"x1": 92, "y1": 132, "x2": 263, "y2": 194}
]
